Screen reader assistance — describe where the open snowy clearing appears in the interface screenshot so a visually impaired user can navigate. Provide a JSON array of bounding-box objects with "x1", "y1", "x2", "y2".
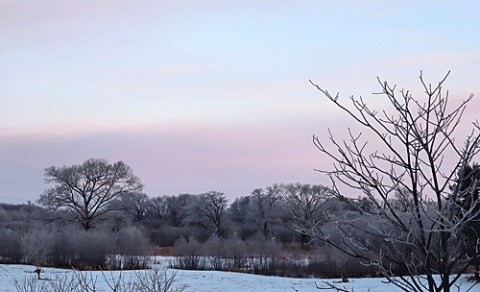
[{"x1": 0, "y1": 264, "x2": 477, "y2": 292}]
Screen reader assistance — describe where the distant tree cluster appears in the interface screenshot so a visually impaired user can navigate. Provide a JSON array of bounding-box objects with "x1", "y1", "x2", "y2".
[
  {"x1": 108, "y1": 182, "x2": 336, "y2": 246},
  {"x1": 0, "y1": 158, "x2": 344, "y2": 273}
]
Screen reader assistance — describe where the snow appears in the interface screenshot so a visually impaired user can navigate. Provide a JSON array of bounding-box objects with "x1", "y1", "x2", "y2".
[{"x1": 0, "y1": 264, "x2": 477, "y2": 292}]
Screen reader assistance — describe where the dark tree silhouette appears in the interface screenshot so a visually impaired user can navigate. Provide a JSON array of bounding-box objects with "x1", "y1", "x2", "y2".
[
  {"x1": 281, "y1": 183, "x2": 332, "y2": 245},
  {"x1": 197, "y1": 191, "x2": 227, "y2": 238},
  {"x1": 39, "y1": 158, "x2": 143, "y2": 230},
  {"x1": 452, "y1": 163, "x2": 480, "y2": 280}
]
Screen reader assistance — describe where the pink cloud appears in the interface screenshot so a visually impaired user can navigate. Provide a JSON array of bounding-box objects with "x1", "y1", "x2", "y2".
[
  {"x1": 0, "y1": 119, "x2": 330, "y2": 203},
  {"x1": 1, "y1": 82, "x2": 477, "y2": 204}
]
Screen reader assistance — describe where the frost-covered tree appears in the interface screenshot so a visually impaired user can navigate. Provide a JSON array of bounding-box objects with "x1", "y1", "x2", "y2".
[
  {"x1": 195, "y1": 191, "x2": 227, "y2": 238},
  {"x1": 310, "y1": 72, "x2": 480, "y2": 291},
  {"x1": 227, "y1": 196, "x2": 256, "y2": 240},
  {"x1": 249, "y1": 185, "x2": 285, "y2": 240},
  {"x1": 110, "y1": 192, "x2": 150, "y2": 222},
  {"x1": 281, "y1": 183, "x2": 332, "y2": 245},
  {"x1": 39, "y1": 158, "x2": 143, "y2": 230},
  {"x1": 146, "y1": 196, "x2": 170, "y2": 221}
]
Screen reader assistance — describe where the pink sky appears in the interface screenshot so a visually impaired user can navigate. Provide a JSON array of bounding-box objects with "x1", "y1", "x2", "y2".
[{"x1": 1, "y1": 1, "x2": 479, "y2": 203}]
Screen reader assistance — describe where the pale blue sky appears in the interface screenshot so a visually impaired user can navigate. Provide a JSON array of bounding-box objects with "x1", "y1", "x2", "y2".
[{"x1": 1, "y1": 1, "x2": 479, "y2": 203}]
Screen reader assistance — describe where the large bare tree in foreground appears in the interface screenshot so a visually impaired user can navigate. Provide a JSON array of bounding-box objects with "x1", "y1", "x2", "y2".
[
  {"x1": 310, "y1": 72, "x2": 480, "y2": 292},
  {"x1": 39, "y1": 158, "x2": 143, "y2": 230}
]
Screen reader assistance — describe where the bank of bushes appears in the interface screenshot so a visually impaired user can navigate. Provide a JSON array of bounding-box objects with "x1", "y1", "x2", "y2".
[
  {"x1": 168, "y1": 238, "x2": 378, "y2": 278},
  {"x1": 1, "y1": 224, "x2": 151, "y2": 270}
]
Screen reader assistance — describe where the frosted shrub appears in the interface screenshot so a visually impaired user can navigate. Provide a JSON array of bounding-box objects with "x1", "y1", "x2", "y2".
[
  {"x1": 0, "y1": 228, "x2": 22, "y2": 263},
  {"x1": 21, "y1": 228, "x2": 54, "y2": 265}
]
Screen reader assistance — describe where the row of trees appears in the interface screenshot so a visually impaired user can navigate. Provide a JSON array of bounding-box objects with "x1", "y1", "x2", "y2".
[
  {"x1": 117, "y1": 183, "x2": 337, "y2": 245},
  {"x1": 0, "y1": 180, "x2": 399, "y2": 277},
  {"x1": 0, "y1": 181, "x2": 350, "y2": 273},
  {"x1": 29, "y1": 158, "x2": 338, "y2": 245},
  {"x1": 0, "y1": 158, "x2": 344, "y2": 269}
]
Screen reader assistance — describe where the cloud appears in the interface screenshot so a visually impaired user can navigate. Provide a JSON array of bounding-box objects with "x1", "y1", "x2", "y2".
[{"x1": 0, "y1": 119, "x2": 330, "y2": 203}]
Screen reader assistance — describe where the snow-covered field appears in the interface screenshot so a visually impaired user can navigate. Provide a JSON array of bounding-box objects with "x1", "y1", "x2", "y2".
[{"x1": 0, "y1": 263, "x2": 477, "y2": 292}]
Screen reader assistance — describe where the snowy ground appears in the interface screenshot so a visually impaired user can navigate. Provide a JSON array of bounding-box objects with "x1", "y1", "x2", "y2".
[{"x1": 0, "y1": 263, "x2": 477, "y2": 292}]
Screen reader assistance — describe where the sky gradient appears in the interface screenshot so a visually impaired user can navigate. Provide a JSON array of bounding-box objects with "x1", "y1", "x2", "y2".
[{"x1": 1, "y1": 1, "x2": 480, "y2": 203}]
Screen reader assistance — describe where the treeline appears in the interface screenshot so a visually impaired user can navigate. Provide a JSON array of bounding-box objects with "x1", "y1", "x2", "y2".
[
  {"x1": 109, "y1": 183, "x2": 342, "y2": 245},
  {"x1": 1, "y1": 180, "x2": 469, "y2": 279},
  {"x1": 0, "y1": 202, "x2": 150, "y2": 269},
  {"x1": 0, "y1": 183, "x2": 377, "y2": 277}
]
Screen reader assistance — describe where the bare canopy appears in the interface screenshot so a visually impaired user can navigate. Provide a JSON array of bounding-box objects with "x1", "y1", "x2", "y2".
[
  {"x1": 310, "y1": 72, "x2": 480, "y2": 292},
  {"x1": 39, "y1": 158, "x2": 143, "y2": 229}
]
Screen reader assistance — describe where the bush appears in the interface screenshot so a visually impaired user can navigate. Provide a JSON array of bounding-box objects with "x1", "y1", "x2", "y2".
[
  {"x1": 69, "y1": 229, "x2": 114, "y2": 269},
  {"x1": 116, "y1": 226, "x2": 151, "y2": 255},
  {"x1": 170, "y1": 238, "x2": 205, "y2": 270},
  {"x1": 106, "y1": 255, "x2": 151, "y2": 270},
  {"x1": 0, "y1": 228, "x2": 23, "y2": 263},
  {"x1": 49, "y1": 227, "x2": 76, "y2": 268},
  {"x1": 168, "y1": 237, "x2": 378, "y2": 278},
  {"x1": 179, "y1": 226, "x2": 210, "y2": 243},
  {"x1": 48, "y1": 226, "x2": 151, "y2": 270},
  {"x1": 148, "y1": 225, "x2": 182, "y2": 247},
  {"x1": 21, "y1": 227, "x2": 54, "y2": 266}
]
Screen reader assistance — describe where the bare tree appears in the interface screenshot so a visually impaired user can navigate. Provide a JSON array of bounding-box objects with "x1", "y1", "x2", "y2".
[
  {"x1": 111, "y1": 192, "x2": 150, "y2": 222},
  {"x1": 310, "y1": 72, "x2": 480, "y2": 291},
  {"x1": 39, "y1": 158, "x2": 143, "y2": 230},
  {"x1": 282, "y1": 183, "x2": 332, "y2": 245},
  {"x1": 197, "y1": 191, "x2": 227, "y2": 238},
  {"x1": 226, "y1": 196, "x2": 258, "y2": 240},
  {"x1": 165, "y1": 194, "x2": 195, "y2": 227},
  {"x1": 249, "y1": 185, "x2": 285, "y2": 240}
]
